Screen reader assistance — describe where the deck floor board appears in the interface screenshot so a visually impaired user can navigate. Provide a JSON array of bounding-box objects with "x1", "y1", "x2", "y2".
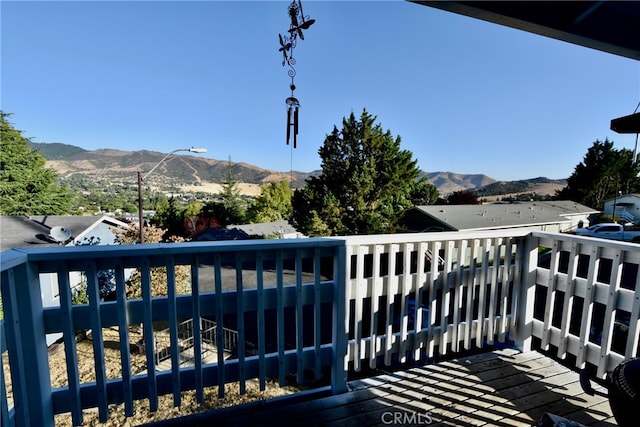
[{"x1": 149, "y1": 349, "x2": 616, "y2": 426}]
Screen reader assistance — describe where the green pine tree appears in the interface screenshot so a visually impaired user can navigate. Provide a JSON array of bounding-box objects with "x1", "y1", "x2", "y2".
[
  {"x1": 219, "y1": 157, "x2": 246, "y2": 224},
  {"x1": 0, "y1": 112, "x2": 74, "y2": 215},
  {"x1": 290, "y1": 109, "x2": 438, "y2": 236},
  {"x1": 246, "y1": 179, "x2": 293, "y2": 223},
  {"x1": 556, "y1": 139, "x2": 640, "y2": 210}
]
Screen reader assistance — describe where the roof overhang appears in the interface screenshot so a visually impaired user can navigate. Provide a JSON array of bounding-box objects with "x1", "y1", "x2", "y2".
[
  {"x1": 412, "y1": 1, "x2": 640, "y2": 61},
  {"x1": 610, "y1": 112, "x2": 640, "y2": 134}
]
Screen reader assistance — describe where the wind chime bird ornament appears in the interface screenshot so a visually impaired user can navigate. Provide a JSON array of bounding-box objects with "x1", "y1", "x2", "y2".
[{"x1": 278, "y1": 0, "x2": 315, "y2": 148}]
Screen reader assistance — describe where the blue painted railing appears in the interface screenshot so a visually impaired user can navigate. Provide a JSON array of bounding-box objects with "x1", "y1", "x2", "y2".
[
  {"x1": 1, "y1": 239, "x2": 347, "y2": 426},
  {"x1": 2, "y1": 231, "x2": 640, "y2": 426}
]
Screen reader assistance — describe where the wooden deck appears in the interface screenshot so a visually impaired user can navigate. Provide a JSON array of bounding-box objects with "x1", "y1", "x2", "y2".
[{"x1": 150, "y1": 349, "x2": 616, "y2": 427}]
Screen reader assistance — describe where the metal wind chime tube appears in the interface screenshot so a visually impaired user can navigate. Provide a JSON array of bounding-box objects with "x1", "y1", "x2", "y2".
[
  {"x1": 278, "y1": 0, "x2": 315, "y2": 148},
  {"x1": 286, "y1": 96, "x2": 300, "y2": 148}
]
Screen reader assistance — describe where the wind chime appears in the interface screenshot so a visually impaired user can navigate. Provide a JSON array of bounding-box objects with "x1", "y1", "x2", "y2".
[{"x1": 278, "y1": 0, "x2": 315, "y2": 148}]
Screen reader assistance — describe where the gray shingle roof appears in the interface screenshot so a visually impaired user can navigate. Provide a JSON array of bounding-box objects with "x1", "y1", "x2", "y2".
[
  {"x1": 529, "y1": 201, "x2": 599, "y2": 216},
  {"x1": 232, "y1": 220, "x2": 298, "y2": 237},
  {"x1": 408, "y1": 201, "x2": 591, "y2": 232},
  {"x1": 0, "y1": 215, "x2": 127, "y2": 250}
]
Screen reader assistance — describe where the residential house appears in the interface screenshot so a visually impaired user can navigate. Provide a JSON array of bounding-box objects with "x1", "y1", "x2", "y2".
[
  {"x1": 232, "y1": 220, "x2": 303, "y2": 239},
  {"x1": 603, "y1": 193, "x2": 640, "y2": 224},
  {"x1": 0, "y1": 215, "x2": 130, "y2": 345},
  {"x1": 194, "y1": 220, "x2": 303, "y2": 242},
  {"x1": 0, "y1": 215, "x2": 129, "y2": 250},
  {"x1": 530, "y1": 200, "x2": 600, "y2": 230},
  {"x1": 400, "y1": 201, "x2": 598, "y2": 234}
]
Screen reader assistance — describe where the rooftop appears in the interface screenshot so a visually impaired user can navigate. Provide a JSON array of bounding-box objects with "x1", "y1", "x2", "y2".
[{"x1": 406, "y1": 201, "x2": 595, "y2": 232}]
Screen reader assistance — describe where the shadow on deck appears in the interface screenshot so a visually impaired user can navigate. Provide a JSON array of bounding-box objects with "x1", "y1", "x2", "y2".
[{"x1": 147, "y1": 349, "x2": 616, "y2": 427}]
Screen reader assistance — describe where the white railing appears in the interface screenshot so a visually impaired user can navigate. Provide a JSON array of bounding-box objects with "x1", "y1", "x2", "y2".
[
  {"x1": 527, "y1": 231, "x2": 640, "y2": 377},
  {"x1": 2, "y1": 230, "x2": 640, "y2": 426},
  {"x1": 342, "y1": 230, "x2": 529, "y2": 371},
  {"x1": 342, "y1": 230, "x2": 640, "y2": 379},
  {"x1": 613, "y1": 207, "x2": 636, "y2": 224}
]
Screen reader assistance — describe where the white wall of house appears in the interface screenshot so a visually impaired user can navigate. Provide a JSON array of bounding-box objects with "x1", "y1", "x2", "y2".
[
  {"x1": 41, "y1": 273, "x2": 62, "y2": 346},
  {"x1": 43, "y1": 268, "x2": 125, "y2": 346},
  {"x1": 519, "y1": 221, "x2": 570, "y2": 234},
  {"x1": 41, "y1": 272, "x2": 83, "y2": 345},
  {"x1": 73, "y1": 219, "x2": 124, "y2": 246},
  {"x1": 603, "y1": 194, "x2": 640, "y2": 223},
  {"x1": 43, "y1": 217, "x2": 130, "y2": 346}
]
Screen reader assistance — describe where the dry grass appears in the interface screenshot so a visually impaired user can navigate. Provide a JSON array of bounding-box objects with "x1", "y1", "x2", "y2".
[
  {"x1": 3, "y1": 326, "x2": 300, "y2": 426},
  {"x1": 480, "y1": 182, "x2": 566, "y2": 202},
  {"x1": 54, "y1": 379, "x2": 299, "y2": 427},
  {"x1": 179, "y1": 182, "x2": 261, "y2": 196}
]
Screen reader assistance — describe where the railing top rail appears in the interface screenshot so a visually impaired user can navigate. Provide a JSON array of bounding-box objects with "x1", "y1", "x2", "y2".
[
  {"x1": 0, "y1": 248, "x2": 28, "y2": 271},
  {"x1": 0, "y1": 237, "x2": 345, "y2": 269},
  {"x1": 341, "y1": 228, "x2": 532, "y2": 245},
  {"x1": 532, "y1": 230, "x2": 640, "y2": 249}
]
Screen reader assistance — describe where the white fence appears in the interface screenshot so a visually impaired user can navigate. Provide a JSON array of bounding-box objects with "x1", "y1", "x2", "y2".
[
  {"x1": 342, "y1": 231, "x2": 527, "y2": 371},
  {"x1": 529, "y1": 232, "x2": 640, "y2": 377}
]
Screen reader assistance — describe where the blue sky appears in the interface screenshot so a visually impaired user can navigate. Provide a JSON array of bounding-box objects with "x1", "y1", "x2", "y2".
[{"x1": 2, "y1": 1, "x2": 638, "y2": 181}]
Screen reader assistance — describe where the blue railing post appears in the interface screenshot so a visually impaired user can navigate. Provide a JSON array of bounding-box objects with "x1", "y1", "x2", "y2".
[
  {"x1": 331, "y1": 241, "x2": 348, "y2": 394},
  {"x1": 2, "y1": 257, "x2": 53, "y2": 426}
]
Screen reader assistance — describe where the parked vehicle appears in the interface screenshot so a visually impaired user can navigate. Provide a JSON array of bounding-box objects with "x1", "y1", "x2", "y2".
[{"x1": 574, "y1": 222, "x2": 640, "y2": 242}]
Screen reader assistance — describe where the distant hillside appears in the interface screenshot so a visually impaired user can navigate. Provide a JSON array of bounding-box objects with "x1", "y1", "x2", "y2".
[
  {"x1": 41, "y1": 146, "x2": 313, "y2": 189},
  {"x1": 424, "y1": 172, "x2": 496, "y2": 194},
  {"x1": 475, "y1": 177, "x2": 567, "y2": 198},
  {"x1": 29, "y1": 142, "x2": 88, "y2": 159},
  {"x1": 31, "y1": 142, "x2": 565, "y2": 197}
]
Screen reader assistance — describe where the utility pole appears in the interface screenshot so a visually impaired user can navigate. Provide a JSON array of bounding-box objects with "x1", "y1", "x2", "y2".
[{"x1": 137, "y1": 147, "x2": 207, "y2": 243}]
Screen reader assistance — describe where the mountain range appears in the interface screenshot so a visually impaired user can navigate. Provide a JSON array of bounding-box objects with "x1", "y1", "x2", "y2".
[{"x1": 30, "y1": 142, "x2": 566, "y2": 196}]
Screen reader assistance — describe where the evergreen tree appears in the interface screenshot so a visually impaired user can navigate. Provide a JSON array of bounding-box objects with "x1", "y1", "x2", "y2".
[
  {"x1": 246, "y1": 180, "x2": 293, "y2": 223},
  {"x1": 556, "y1": 139, "x2": 640, "y2": 209},
  {"x1": 446, "y1": 190, "x2": 480, "y2": 205},
  {"x1": 151, "y1": 196, "x2": 185, "y2": 239},
  {"x1": 290, "y1": 110, "x2": 438, "y2": 236},
  {"x1": 0, "y1": 112, "x2": 73, "y2": 215},
  {"x1": 218, "y1": 157, "x2": 246, "y2": 224},
  {"x1": 193, "y1": 158, "x2": 247, "y2": 229}
]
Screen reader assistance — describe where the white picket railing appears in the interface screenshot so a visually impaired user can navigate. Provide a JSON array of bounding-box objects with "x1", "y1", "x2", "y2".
[
  {"x1": 2, "y1": 230, "x2": 640, "y2": 426},
  {"x1": 528, "y1": 231, "x2": 640, "y2": 377},
  {"x1": 342, "y1": 230, "x2": 640, "y2": 379},
  {"x1": 342, "y1": 230, "x2": 528, "y2": 371}
]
